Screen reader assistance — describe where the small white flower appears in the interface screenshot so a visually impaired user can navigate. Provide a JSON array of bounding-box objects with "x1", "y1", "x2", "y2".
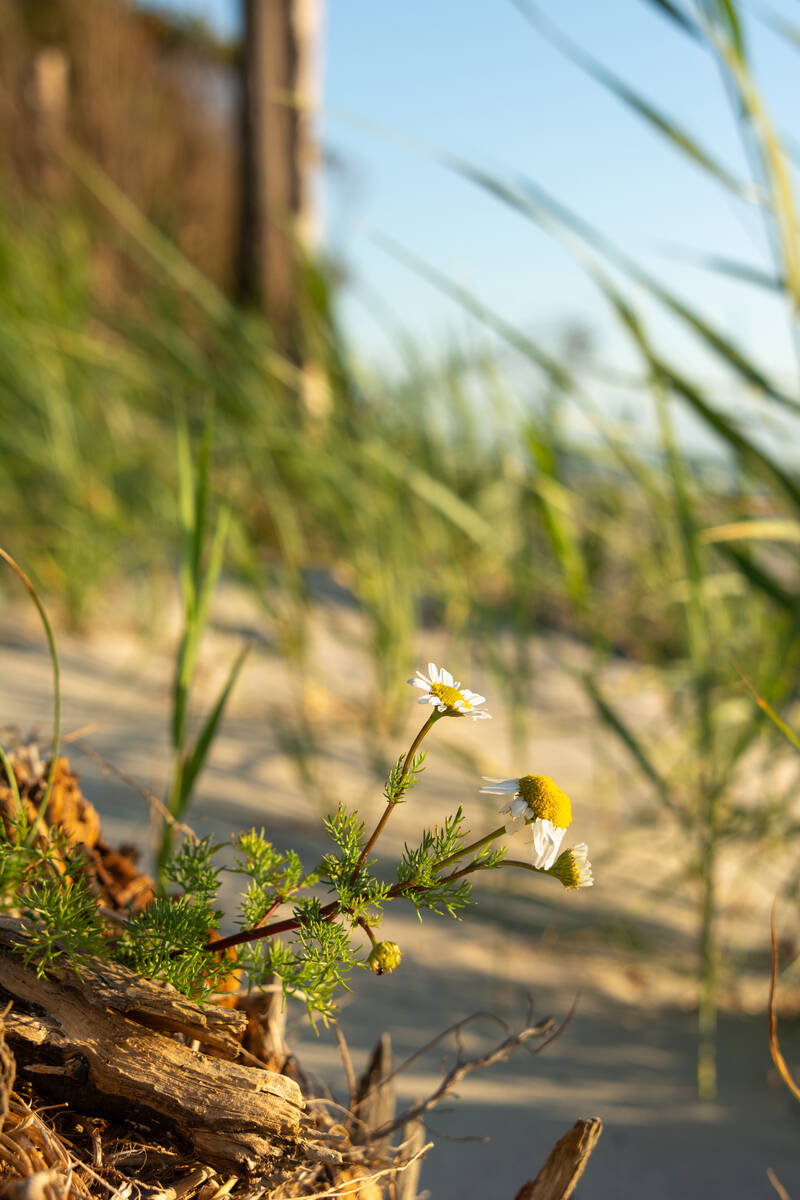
[
  {"x1": 408, "y1": 662, "x2": 491, "y2": 720},
  {"x1": 479, "y1": 774, "x2": 572, "y2": 870}
]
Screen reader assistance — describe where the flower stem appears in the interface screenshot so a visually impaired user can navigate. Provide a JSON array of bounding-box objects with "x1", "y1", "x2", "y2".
[
  {"x1": 357, "y1": 916, "x2": 379, "y2": 945},
  {"x1": 500, "y1": 858, "x2": 547, "y2": 874},
  {"x1": 350, "y1": 710, "x2": 441, "y2": 880},
  {"x1": 433, "y1": 824, "x2": 506, "y2": 872}
]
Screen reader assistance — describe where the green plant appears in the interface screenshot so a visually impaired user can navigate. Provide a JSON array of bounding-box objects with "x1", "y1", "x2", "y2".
[{"x1": 0, "y1": 562, "x2": 595, "y2": 1023}]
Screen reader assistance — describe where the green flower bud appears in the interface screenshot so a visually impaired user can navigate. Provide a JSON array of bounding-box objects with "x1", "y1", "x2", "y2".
[
  {"x1": 368, "y1": 941, "x2": 402, "y2": 976},
  {"x1": 547, "y1": 843, "x2": 594, "y2": 889}
]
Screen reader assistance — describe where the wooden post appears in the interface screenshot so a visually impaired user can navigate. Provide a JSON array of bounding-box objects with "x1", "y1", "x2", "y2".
[
  {"x1": 238, "y1": 0, "x2": 321, "y2": 353},
  {"x1": 27, "y1": 46, "x2": 69, "y2": 195},
  {"x1": 513, "y1": 1118, "x2": 603, "y2": 1200}
]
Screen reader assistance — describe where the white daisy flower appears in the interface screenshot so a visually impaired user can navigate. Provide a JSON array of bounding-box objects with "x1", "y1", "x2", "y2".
[
  {"x1": 549, "y1": 843, "x2": 594, "y2": 889},
  {"x1": 479, "y1": 774, "x2": 572, "y2": 870},
  {"x1": 408, "y1": 662, "x2": 491, "y2": 720}
]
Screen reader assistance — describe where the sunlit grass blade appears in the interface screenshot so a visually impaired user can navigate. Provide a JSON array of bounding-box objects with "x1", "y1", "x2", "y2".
[
  {"x1": 369, "y1": 231, "x2": 573, "y2": 392},
  {"x1": 0, "y1": 548, "x2": 61, "y2": 844},
  {"x1": 511, "y1": 0, "x2": 757, "y2": 203},
  {"x1": 525, "y1": 430, "x2": 588, "y2": 613},
  {"x1": 731, "y1": 657, "x2": 800, "y2": 754},
  {"x1": 364, "y1": 441, "x2": 496, "y2": 547},
  {"x1": 0, "y1": 743, "x2": 21, "y2": 817},
  {"x1": 704, "y1": 0, "x2": 746, "y2": 58},
  {"x1": 701, "y1": 519, "x2": 800, "y2": 543},
  {"x1": 702, "y1": 9, "x2": 800, "y2": 309},
  {"x1": 769, "y1": 904, "x2": 800, "y2": 1103},
  {"x1": 178, "y1": 643, "x2": 251, "y2": 813},
  {"x1": 572, "y1": 252, "x2": 800, "y2": 512}
]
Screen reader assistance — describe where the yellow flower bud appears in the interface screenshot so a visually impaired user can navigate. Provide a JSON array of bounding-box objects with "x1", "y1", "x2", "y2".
[{"x1": 368, "y1": 941, "x2": 402, "y2": 976}]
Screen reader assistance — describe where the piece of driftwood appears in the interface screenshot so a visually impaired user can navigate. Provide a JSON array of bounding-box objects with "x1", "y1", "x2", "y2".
[
  {"x1": 0, "y1": 919, "x2": 314, "y2": 1176},
  {"x1": 514, "y1": 1118, "x2": 603, "y2": 1200}
]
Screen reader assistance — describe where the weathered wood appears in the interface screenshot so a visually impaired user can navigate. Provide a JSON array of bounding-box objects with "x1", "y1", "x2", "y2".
[
  {"x1": 394, "y1": 1117, "x2": 425, "y2": 1200},
  {"x1": 0, "y1": 917, "x2": 244, "y2": 1058},
  {"x1": 0, "y1": 922, "x2": 309, "y2": 1175},
  {"x1": 514, "y1": 1118, "x2": 603, "y2": 1200},
  {"x1": 353, "y1": 1033, "x2": 395, "y2": 1148},
  {"x1": 238, "y1": 0, "x2": 321, "y2": 345}
]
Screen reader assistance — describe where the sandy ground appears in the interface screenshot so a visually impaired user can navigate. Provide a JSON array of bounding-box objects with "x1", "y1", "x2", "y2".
[{"x1": 2, "y1": 589, "x2": 800, "y2": 1199}]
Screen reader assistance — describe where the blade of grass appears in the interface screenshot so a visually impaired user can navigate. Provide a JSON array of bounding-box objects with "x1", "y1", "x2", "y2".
[
  {"x1": 0, "y1": 743, "x2": 21, "y2": 816},
  {"x1": 731, "y1": 657, "x2": 800, "y2": 754},
  {"x1": 701, "y1": 519, "x2": 800, "y2": 543},
  {"x1": 0, "y1": 548, "x2": 61, "y2": 845},
  {"x1": 768, "y1": 902, "x2": 800, "y2": 1102},
  {"x1": 510, "y1": 0, "x2": 758, "y2": 203},
  {"x1": 178, "y1": 643, "x2": 251, "y2": 814},
  {"x1": 580, "y1": 671, "x2": 676, "y2": 810},
  {"x1": 715, "y1": 543, "x2": 797, "y2": 613}
]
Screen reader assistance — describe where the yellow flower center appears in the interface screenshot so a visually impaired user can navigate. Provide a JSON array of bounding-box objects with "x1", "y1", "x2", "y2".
[
  {"x1": 549, "y1": 849, "x2": 581, "y2": 888},
  {"x1": 430, "y1": 682, "x2": 470, "y2": 710},
  {"x1": 518, "y1": 775, "x2": 572, "y2": 829}
]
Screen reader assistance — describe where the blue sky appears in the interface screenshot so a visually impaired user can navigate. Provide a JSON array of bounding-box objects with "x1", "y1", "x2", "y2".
[{"x1": 146, "y1": 0, "x2": 800, "y2": 393}]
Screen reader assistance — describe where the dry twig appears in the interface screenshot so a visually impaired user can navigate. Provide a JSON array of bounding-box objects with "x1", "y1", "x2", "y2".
[{"x1": 768, "y1": 903, "x2": 800, "y2": 1103}]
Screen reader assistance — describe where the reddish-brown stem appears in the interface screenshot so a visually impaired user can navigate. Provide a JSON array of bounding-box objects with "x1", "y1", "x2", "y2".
[
  {"x1": 256, "y1": 894, "x2": 283, "y2": 927},
  {"x1": 206, "y1": 898, "x2": 341, "y2": 953},
  {"x1": 205, "y1": 852, "x2": 495, "y2": 956}
]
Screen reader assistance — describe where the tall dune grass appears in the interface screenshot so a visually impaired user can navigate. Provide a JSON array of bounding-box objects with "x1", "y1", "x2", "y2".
[{"x1": 2, "y1": 0, "x2": 800, "y2": 1098}]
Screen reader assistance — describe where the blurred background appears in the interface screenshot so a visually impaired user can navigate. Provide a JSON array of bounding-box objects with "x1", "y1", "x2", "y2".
[{"x1": 3, "y1": 0, "x2": 800, "y2": 1195}]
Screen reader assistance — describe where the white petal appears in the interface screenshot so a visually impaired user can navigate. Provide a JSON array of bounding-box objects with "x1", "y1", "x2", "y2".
[
  {"x1": 531, "y1": 818, "x2": 566, "y2": 871},
  {"x1": 469, "y1": 710, "x2": 491, "y2": 720},
  {"x1": 441, "y1": 668, "x2": 454, "y2": 687},
  {"x1": 481, "y1": 776, "x2": 518, "y2": 786},
  {"x1": 467, "y1": 692, "x2": 486, "y2": 706},
  {"x1": 409, "y1": 677, "x2": 431, "y2": 691},
  {"x1": 428, "y1": 662, "x2": 439, "y2": 682},
  {"x1": 418, "y1": 695, "x2": 432, "y2": 705},
  {"x1": 509, "y1": 797, "x2": 530, "y2": 819},
  {"x1": 504, "y1": 815, "x2": 527, "y2": 835}
]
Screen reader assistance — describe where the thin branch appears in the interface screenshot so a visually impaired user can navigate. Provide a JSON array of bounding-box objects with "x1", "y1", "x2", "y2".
[
  {"x1": 368, "y1": 1004, "x2": 575, "y2": 1141},
  {"x1": 768, "y1": 902, "x2": 800, "y2": 1103},
  {"x1": 768, "y1": 1168, "x2": 793, "y2": 1200}
]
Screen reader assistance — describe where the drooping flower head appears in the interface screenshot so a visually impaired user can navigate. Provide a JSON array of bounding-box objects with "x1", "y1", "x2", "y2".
[
  {"x1": 480, "y1": 774, "x2": 572, "y2": 870},
  {"x1": 548, "y1": 843, "x2": 594, "y2": 889},
  {"x1": 408, "y1": 663, "x2": 491, "y2": 720}
]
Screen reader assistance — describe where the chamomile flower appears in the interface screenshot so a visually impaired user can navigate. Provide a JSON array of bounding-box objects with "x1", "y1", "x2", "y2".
[
  {"x1": 549, "y1": 844, "x2": 594, "y2": 889},
  {"x1": 408, "y1": 662, "x2": 491, "y2": 720},
  {"x1": 480, "y1": 774, "x2": 572, "y2": 870}
]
